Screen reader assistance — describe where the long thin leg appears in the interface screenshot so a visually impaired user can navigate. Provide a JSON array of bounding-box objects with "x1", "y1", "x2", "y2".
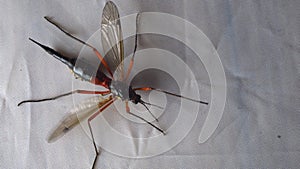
[
  {"x1": 134, "y1": 87, "x2": 209, "y2": 105},
  {"x1": 125, "y1": 101, "x2": 165, "y2": 135},
  {"x1": 125, "y1": 13, "x2": 140, "y2": 81},
  {"x1": 44, "y1": 16, "x2": 114, "y2": 78},
  {"x1": 87, "y1": 98, "x2": 116, "y2": 169},
  {"x1": 18, "y1": 90, "x2": 111, "y2": 106}
]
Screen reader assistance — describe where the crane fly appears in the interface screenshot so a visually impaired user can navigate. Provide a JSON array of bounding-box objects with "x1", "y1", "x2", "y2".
[{"x1": 18, "y1": 1, "x2": 208, "y2": 168}]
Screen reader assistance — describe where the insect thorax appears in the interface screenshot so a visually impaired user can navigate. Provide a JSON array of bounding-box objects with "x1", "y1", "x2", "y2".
[
  {"x1": 109, "y1": 80, "x2": 140, "y2": 103},
  {"x1": 109, "y1": 80, "x2": 131, "y2": 100}
]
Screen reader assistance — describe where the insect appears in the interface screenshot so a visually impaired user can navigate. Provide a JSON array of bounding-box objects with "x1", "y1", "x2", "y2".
[{"x1": 18, "y1": 1, "x2": 208, "y2": 168}]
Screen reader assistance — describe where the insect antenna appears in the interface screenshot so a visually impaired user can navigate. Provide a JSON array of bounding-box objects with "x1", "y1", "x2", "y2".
[
  {"x1": 139, "y1": 100, "x2": 159, "y2": 122},
  {"x1": 135, "y1": 87, "x2": 208, "y2": 105},
  {"x1": 127, "y1": 111, "x2": 165, "y2": 135},
  {"x1": 126, "y1": 101, "x2": 165, "y2": 135},
  {"x1": 141, "y1": 100, "x2": 164, "y2": 109}
]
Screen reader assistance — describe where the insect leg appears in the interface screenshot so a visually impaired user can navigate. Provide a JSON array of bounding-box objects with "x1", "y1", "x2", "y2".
[
  {"x1": 134, "y1": 87, "x2": 209, "y2": 105},
  {"x1": 18, "y1": 90, "x2": 111, "y2": 106},
  {"x1": 125, "y1": 101, "x2": 165, "y2": 135},
  {"x1": 44, "y1": 16, "x2": 114, "y2": 78},
  {"x1": 125, "y1": 13, "x2": 140, "y2": 81},
  {"x1": 87, "y1": 97, "x2": 116, "y2": 169}
]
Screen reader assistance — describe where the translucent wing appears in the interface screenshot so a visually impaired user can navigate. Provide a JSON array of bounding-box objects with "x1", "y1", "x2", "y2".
[
  {"x1": 101, "y1": 1, "x2": 124, "y2": 80},
  {"x1": 47, "y1": 96, "x2": 112, "y2": 143}
]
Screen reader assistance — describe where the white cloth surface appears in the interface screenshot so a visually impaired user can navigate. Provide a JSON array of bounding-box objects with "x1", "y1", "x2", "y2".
[{"x1": 1, "y1": 0, "x2": 299, "y2": 168}]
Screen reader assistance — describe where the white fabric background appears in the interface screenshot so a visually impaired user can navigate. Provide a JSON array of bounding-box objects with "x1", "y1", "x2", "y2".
[{"x1": 1, "y1": 0, "x2": 299, "y2": 168}]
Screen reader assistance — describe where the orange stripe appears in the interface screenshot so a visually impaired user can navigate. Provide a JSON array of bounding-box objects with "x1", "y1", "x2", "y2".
[
  {"x1": 88, "y1": 97, "x2": 116, "y2": 122},
  {"x1": 93, "y1": 48, "x2": 114, "y2": 79}
]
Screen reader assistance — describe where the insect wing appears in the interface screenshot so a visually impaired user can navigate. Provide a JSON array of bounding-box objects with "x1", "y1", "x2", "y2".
[
  {"x1": 47, "y1": 96, "x2": 111, "y2": 143},
  {"x1": 101, "y1": 1, "x2": 124, "y2": 80}
]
